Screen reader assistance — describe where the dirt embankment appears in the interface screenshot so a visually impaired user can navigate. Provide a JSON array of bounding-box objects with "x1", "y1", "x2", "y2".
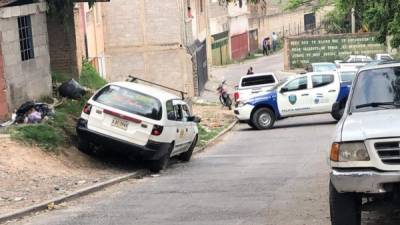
[{"x1": 0, "y1": 138, "x2": 131, "y2": 215}]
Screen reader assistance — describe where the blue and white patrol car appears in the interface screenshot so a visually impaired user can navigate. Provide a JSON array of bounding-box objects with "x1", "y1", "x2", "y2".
[{"x1": 234, "y1": 72, "x2": 350, "y2": 129}]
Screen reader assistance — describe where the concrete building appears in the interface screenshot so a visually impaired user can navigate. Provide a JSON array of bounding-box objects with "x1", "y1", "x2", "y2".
[
  {"x1": 228, "y1": 1, "x2": 249, "y2": 61},
  {"x1": 103, "y1": 0, "x2": 208, "y2": 96},
  {"x1": 0, "y1": 0, "x2": 51, "y2": 119},
  {"x1": 208, "y1": 0, "x2": 230, "y2": 66}
]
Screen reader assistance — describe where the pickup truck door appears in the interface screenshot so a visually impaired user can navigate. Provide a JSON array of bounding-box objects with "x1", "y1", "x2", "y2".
[
  {"x1": 277, "y1": 76, "x2": 313, "y2": 117},
  {"x1": 309, "y1": 73, "x2": 340, "y2": 113}
]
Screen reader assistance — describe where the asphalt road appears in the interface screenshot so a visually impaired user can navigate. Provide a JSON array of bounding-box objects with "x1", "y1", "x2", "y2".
[
  {"x1": 10, "y1": 114, "x2": 400, "y2": 225},
  {"x1": 14, "y1": 114, "x2": 332, "y2": 225}
]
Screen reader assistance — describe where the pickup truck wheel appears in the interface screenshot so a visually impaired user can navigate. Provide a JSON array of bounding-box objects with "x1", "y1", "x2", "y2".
[
  {"x1": 329, "y1": 181, "x2": 361, "y2": 225},
  {"x1": 247, "y1": 121, "x2": 256, "y2": 129},
  {"x1": 179, "y1": 135, "x2": 198, "y2": 162},
  {"x1": 251, "y1": 108, "x2": 275, "y2": 130},
  {"x1": 149, "y1": 144, "x2": 173, "y2": 173}
]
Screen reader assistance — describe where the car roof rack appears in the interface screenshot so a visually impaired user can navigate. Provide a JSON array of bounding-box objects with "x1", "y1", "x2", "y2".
[{"x1": 127, "y1": 75, "x2": 187, "y2": 100}]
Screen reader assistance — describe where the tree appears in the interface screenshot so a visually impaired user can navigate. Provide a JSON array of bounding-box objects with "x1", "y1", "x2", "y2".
[
  {"x1": 47, "y1": 0, "x2": 96, "y2": 25},
  {"x1": 287, "y1": 0, "x2": 400, "y2": 48}
]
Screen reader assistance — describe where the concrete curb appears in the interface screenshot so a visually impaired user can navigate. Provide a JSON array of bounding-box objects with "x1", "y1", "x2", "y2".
[
  {"x1": 194, "y1": 119, "x2": 238, "y2": 154},
  {"x1": 0, "y1": 170, "x2": 148, "y2": 224}
]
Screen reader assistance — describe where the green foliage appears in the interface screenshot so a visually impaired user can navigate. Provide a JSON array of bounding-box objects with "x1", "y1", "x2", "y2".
[
  {"x1": 197, "y1": 125, "x2": 224, "y2": 147},
  {"x1": 52, "y1": 72, "x2": 70, "y2": 84},
  {"x1": 11, "y1": 124, "x2": 64, "y2": 151},
  {"x1": 79, "y1": 61, "x2": 107, "y2": 90},
  {"x1": 47, "y1": 0, "x2": 96, "y2": 29},
  {"x1": 288, "y1": 0, "x2": 400, "y2": 48},
  {"x1": 322, "y1": 9, "x2": 350, "y2": 33}
]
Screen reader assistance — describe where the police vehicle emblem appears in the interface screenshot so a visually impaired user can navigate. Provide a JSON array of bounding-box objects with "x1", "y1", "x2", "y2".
[{"x1": 289, "y1": 95, "x2": 297, "y2": 105}]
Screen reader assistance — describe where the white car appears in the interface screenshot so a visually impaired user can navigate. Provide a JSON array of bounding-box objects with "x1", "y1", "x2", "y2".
[
  {"x1": 76, "y1": 82, "x2": 200, "y2": 172},
  {"x1": 335, "y1": 55, "x2": 373, "y2": 70},
  {"x1": 234, "y1": 73, "x2": 278, "y2": 104},
  {"x1": 234, "y1": 71, "x2": 351, "y2": 129},
  {"x1": 329, "y1": 62, "x2": 400, "y2": 225},
  {"x1": 375, "y1": 53, "x2": 393, "y2": 61}
]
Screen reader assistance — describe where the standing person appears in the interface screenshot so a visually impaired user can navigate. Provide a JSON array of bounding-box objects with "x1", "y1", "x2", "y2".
[
  {"x1": 272, "y1": 32, "x2": 278, "y2": 52},
  {"x1": 266, "y1": 38, "x2": 271, "y2": 56},
  {"x1": 262, "y1": 38, "x2": 268, "y2": 56},
  {"x1": 247, "y1": 67, "x2": 254, "y2": 75}
]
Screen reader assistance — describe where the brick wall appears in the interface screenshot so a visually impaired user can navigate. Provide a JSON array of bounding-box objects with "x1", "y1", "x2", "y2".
[{"x1": 46, "y1": 10, "x2": 79, "y2": 79}]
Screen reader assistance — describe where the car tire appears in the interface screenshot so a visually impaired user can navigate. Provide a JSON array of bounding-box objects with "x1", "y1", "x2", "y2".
[
  {"x1": 149, "y1": 143, "x2": 173, "y2": 173},
  {"x1": 77, "y1": 137, "x2": 94, "y2": 155},
  {"x1": 179, "y1": 135, "x2": 198, "y2": 162},
  {"x1": 247, "y1": 121, "x2": 256, "y2": 129},
  {"x1": 329, "y1": 181, "x2": 361, "y2": 225},
  {"x1": 251, "y1": 108, "x2": 275, "y2": 130}
]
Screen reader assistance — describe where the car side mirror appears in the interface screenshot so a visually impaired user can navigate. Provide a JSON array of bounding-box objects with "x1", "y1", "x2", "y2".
[
  {"x1": 280, "y1": 87, "x2": 288, "y2": 93},
  {"x1": 188, "y1": 116, "x2": 201, "y2": 123}
]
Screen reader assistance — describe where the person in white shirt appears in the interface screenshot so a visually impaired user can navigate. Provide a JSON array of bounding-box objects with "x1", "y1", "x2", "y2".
[{"x1": 272, "y1": 32, "x2": 278, "y2": 52}]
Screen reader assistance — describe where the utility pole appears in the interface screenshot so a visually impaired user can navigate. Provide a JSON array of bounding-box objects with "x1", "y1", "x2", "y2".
[{"x1": 351, "y1": 8, "x2": 355, "y2": 33}]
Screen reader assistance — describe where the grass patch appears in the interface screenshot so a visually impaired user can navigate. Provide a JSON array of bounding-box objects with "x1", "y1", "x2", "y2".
[
  {"x1": 79, "y1": 61, "x2": 107, "y2": 90},
  {"x1": 52, "y1": 72, "x2": 71, "y2": 84},
  {"x1": 196, "y1": 124, "x2": 225, "y2": 148},
  {"x1": 11, "y1": 124, "x2": 64, "y2": 151}
]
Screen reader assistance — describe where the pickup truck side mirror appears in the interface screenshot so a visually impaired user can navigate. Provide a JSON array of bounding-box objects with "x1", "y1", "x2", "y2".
[
  {"x1": 280, "y1": 87, "x2": 288, "y2": 93},
  {"x1": 188, "y1": 116, "x2": 201, "y2": 123}
]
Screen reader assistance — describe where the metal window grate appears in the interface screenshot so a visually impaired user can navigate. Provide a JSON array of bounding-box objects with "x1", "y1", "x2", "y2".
[{"x1": 18, "y1": 15, "x2": 35, "y2": 61}]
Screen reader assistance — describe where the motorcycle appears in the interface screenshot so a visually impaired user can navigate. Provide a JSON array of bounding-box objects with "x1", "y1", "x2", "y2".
[{"x1": 217, "y1": 80, "x2": 232, "y2": 110}]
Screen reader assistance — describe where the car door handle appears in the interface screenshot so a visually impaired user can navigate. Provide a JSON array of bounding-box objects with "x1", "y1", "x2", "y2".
[
  {"x1": 301, "y1": 93, "x2": 309, "y2": 96},
  {"x1": 186, "y1": 128, "x2": 188, "y2": 132},
  {"x1": 329, "y1": 90, "x2": 336, "y2": 92},
  {"x1": 177, "y1": 129, "x2": 179, "y2": 133}
]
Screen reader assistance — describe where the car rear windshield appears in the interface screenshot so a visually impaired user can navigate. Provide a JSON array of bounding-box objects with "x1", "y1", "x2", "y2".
[
  {"x1": 241, "y1": 75, "x2": 276, "y2": 87},
  {"x1": 93, "y1": 85, "x2": 162, "y2": 120},
  {"x1": 350, "y1": 66, "x2": 400, "y2": 112}
]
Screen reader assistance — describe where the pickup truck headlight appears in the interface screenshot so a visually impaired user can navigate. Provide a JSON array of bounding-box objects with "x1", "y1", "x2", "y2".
[{"x1": 330, "y1": 142, "x2": 370, "y2": 162}]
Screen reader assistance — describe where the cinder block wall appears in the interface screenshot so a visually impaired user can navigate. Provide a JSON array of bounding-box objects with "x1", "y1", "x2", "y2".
[
  {"x1": 0, "y1": 2, "x2": 52, "y2": 112},
  {"x1": 103, "y1": 0, "x2": 195, "y2": 97}
]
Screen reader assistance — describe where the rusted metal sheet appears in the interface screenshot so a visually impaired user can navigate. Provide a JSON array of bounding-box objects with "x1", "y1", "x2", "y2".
[{"x1": 231, "y1": 32, "x2": 249, "y2": 60}]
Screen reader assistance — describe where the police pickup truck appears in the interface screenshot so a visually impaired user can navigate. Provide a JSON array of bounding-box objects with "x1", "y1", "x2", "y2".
[
  {"x1": 234, "y1": 71, "x2": 350, "y2": 129},
  {"x1": 329, "y1": 62, "x2": 400, "y2": 225}
]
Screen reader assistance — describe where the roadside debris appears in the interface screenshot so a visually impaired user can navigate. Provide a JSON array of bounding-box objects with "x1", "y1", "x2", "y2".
[{"x1": 58, "y1": 79, "x2": 87, "y2": 100}]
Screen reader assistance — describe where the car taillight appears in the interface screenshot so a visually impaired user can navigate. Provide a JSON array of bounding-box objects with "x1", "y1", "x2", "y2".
[
  {"x1": 83, "y1": 104, "x2": 92, "y2": 115},
  {"x1": 151, "y1": 125, "x2": 164, "y2": 136},
  {"x1": 234, "y1": 92, "x2": 239, "y2": 101}
]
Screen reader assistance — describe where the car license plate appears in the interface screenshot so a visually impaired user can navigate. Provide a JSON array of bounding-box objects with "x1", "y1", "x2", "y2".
[{"x1": 111, "y1": 118, "x2": 129, "y2": 130}]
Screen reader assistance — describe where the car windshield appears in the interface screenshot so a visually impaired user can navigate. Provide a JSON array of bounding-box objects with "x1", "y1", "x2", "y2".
[
  {"x1": 350, "y1": 66, "x2": 400, "y2": 113},
  {"x1": 313, "y1": 64, "x2": 336, "y2": 72},
  {"x1": 272, "y1": 77, "x2": 289, "y2": 90},
  {"x1": 93, "y1": 85, "x2": 163, "y2": 120},
  {"x1": 340, "y1": 71, "x2": 357, "y2": 83}
]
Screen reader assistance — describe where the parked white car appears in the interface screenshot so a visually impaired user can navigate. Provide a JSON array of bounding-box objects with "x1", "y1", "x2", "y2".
[
  {"x1": 329, "y1": 62, "x2": 400, "y2": 225},
  {"x1": 234, "y1": 73, "x2": 278, "y2": 104},
  {"x1": 76, "y1": 82, "x2": 200, "y2": 172},
  {"x1": 375, "y1": 53, "x2": 393, "y2": 61},
  {"x1": 335, "y1": 55, "x2": 372, "y2": 70}
]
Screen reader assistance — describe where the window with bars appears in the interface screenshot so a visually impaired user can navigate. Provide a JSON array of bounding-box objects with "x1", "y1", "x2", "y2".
[{"x1": 18, "y1": 16, "x2": 35, "y2": 61}]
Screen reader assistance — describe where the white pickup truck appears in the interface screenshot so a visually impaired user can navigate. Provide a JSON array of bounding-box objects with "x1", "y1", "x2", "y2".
[
  {"x1": 234, "y1": 73, "x2": 278, "y2": 105},
  {"x1": 329, "y1": 62, "x2": 400, "y2": 225},
  {"x1": 234, "y1": 71, "x2": 351, "y2": 129}
]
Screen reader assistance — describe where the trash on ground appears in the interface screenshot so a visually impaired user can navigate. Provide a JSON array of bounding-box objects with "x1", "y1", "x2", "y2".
[
  {"x1": 58, "y1": 79, "x2": 86, "y2": 100},
  {"x1": 13, "y1": 101, "x2": 55, "y2": 125}
]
